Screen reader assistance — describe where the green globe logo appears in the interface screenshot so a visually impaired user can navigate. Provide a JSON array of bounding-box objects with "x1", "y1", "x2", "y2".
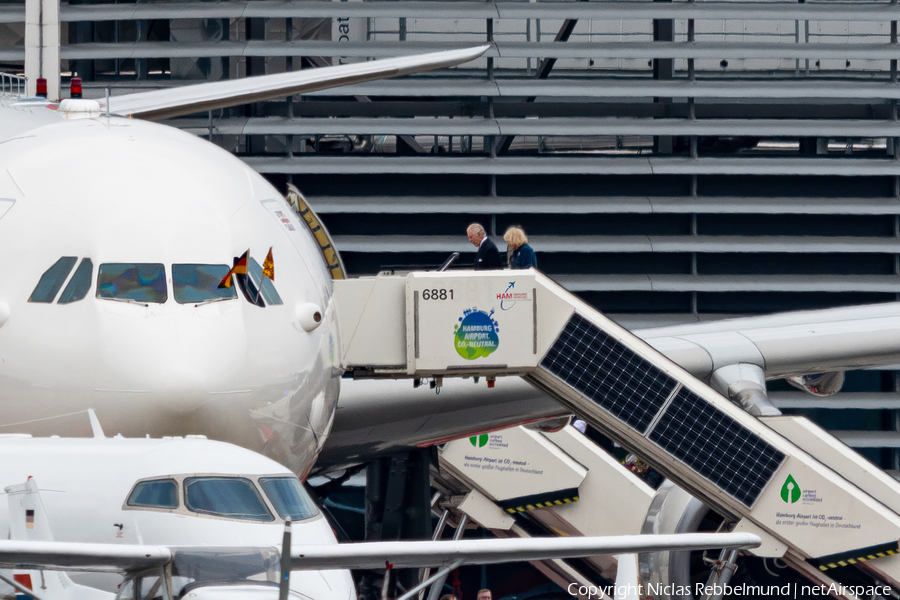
[
  {"x1": 781, "y1": 474, "x2": 801, "y2": 503},
  {"x1": 470, "y1": 434, "x2": 488, "y2": 448},
  {"x1": 454, "y1": 309, "x2": 499, "y2": 360}
]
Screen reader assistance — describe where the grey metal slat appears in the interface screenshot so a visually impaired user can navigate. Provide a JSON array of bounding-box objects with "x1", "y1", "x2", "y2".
[
  {"x1": 331, "y1": 234, "x2": 900, "y2": 254},
  {"x1": 57, "y1": 41, "x2": 900, "y2": 61},
  {"x1": 83, "y1": 79, "x2": 900, "y2": 100},
  {"x1": 0, "y1": 2, "x2": 890, "y2": 24},
  {"x1": 243, "y1": 155, "x2": 900, "y2": 175},
  {"x1": 305, "y1": 79, "x2": 900, "y2": 100},
  {"x1": 309, "y1": 196, "x2": 900, "y2": 215},
  {"x1": 178, "y1": 116, "x2": 900, "y2": 137},
  {"x1": 831, "y1": 431, "x2": 900, "y2": 448},
  {"x1": 553, "y1": 274, "x2": 900, "y2": 293},
  {"x1": 770, "y1": 392, "x2": 900, "y2": 410}
]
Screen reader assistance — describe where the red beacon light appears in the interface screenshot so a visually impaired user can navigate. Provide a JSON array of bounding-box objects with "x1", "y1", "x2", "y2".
[
  {"x1": 35, "y1": 78, "x2": 47, "y2": 98},
  {"x1": 69, "y1": 78, "x2": 82, "y2": 99}
]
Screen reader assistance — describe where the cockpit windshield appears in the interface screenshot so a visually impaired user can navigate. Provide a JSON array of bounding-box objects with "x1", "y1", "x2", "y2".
[
  {"x1": 125, "y1": 475, "x2": 319, "y2": 524},
  {"x1": 172, "y1": 264, "x2": 237, "y2": 304},
  {"x1": 127, "y1": 479, "x2": 178, "y2": 509},
  {"x1": 97, "y1": 263, "x2": 167, "y2": 303},
  {"x1": 183, "y1": 477, "x2": 274, "y2": 522},
  {"x1": 29, "y1": 257, "x2": 77, "y2": 303},
  {"x1": 236, "y1": 257, "x2": 283, "y2": 307},
  {"x1": 259, "y1": 477, "x2": 319, "y2": 521}
]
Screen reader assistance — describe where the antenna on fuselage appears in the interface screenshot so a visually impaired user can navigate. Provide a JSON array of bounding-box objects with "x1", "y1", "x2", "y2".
[{"x1": 87, "y1": 409, "x2": 106, "y2": 439}]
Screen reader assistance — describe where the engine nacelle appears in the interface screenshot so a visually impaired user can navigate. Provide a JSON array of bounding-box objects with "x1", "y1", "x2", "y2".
[
  {"x1": 639, "y1": 482, "x2": 806, "y2": 600},
  {"x1": 785, "y1": 371, "x2": 844, "y2": 397}
]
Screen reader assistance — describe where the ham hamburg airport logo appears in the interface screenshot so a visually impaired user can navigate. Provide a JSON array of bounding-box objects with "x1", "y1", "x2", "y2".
[{"x1": 454, "y1": 307, "x2": 499, "y2": 359}]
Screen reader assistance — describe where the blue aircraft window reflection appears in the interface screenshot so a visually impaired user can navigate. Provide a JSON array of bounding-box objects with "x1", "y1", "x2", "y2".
[
  {"x1": 29, "y1": 257, "x2": 77, "y2": 303},
  {"x1": 259, "y1": 477, "x2": 319, "y2": 521},
  {"x1": 97, "y1": 264, "x2": 167, "y2": 304},
  {"x1": 172, "y1": 264, "x2": 237, "y2": 304},
  {"x1": 127, "y1": 479, "x2": 178, "y2": 509},
  {"x1": 236, "y1": 258, "x2": 283, "y2": 307},
  {"x1": 58, "y1": 258, "x2": 93, "y2": 305},
  {"x1": 184, "y1": 477, "x2": 274, "y2": 522}
]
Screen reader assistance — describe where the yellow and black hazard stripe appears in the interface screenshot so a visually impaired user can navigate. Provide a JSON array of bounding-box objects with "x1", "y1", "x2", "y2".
[
  {"x1": 498, "y1": 488, "x2": 580, "y2": 514},
  {"x1": 285, "y1": 184, "x2": 346, "y2": 280},
  {"x1": 810, "y1": 541, "x2": 900, "y2": 571}
]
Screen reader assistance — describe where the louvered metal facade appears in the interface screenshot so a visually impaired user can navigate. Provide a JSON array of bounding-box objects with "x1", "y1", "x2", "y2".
[{"x1": 3, "y1": 0, "x2": 900, "y2": 463}]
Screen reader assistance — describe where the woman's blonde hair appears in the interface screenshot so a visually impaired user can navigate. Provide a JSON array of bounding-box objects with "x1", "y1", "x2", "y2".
[{"x1": 503, "y1": 226, "x2": 528, "y2": 249}]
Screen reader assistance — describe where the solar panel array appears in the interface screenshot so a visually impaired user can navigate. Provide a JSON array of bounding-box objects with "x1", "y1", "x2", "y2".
[
  {"x1": 540, "y1": 313, "x2": 785, "y2": 507},
  {"x1": 541, "y1": 313, "x2": 677, "y2": 433},
  {"x1": 648, "y1": 387, "x2": 784, "y2": 506}
]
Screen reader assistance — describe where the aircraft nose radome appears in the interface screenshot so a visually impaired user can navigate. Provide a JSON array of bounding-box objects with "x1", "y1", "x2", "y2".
[{"x1": 93, "y1": 309, "x2": 312, "y2": 408}]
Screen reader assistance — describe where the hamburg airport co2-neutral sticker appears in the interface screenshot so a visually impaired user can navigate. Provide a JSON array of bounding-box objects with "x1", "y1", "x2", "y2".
[{"x1": 454, "y1": 307, "x2": 499, "y2": 360}]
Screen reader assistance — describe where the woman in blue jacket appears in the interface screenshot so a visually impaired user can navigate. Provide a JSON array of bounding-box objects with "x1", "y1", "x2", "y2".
[{"x1": 503, "y1": 226, "x2": 537, "y2": 269}]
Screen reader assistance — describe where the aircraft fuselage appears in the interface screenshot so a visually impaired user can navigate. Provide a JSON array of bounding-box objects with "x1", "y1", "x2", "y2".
[{"x1": 0, "y1": 102, "x2": 340, "y2": 478}]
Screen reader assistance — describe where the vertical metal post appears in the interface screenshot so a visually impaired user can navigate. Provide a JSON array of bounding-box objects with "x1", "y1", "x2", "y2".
[
  {"x1": 652, "y1": 0, "x2": 674, "y2": 155},
  {"x1": 526, "y1": 17, "x2": 532, "y2": 75},
  {"x1": 894, "y1": 371, "x2": 900, "y2": 470},
  {"x1": 687, "y1": 19, "x2": 695, "y2": 81},
  {"x1": 691, "y1": 213, "x2": 698, "y2": 314},
  {"x1": 804, "y1": 10, "x2": 809, "y2": 76},
  {"x1": 891, "y1": 21, "x2": 898, "y2": 83},
  {"x1": 486, "y1": 18, "x2": 494, "y2": 81},
  {"x1": 286, "y1": 17, "x2": 293, "y2": 161}
]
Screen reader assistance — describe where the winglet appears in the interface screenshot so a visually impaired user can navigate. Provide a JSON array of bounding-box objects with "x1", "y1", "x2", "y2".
[
  {"x1": 87, "y1": 409, "x2": 105, "y2": 439},
  {"x1": 106, "y1": 45, "x2": 490, "y2": 121}
]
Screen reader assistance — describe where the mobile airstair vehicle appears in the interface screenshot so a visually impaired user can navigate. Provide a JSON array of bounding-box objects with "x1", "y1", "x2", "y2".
[{"x1": 336, "y1": 270, "x2": 900, "y2": 600}]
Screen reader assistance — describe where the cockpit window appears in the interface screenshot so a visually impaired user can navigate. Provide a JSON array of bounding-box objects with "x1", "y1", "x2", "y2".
[
  {"x1": 29, "y1": 257, "x2": 77, "y2": 303},
  {"x1": 127, "y1": 479, "x2": 178, "y2": 509},
  {"x1": 58, "y1": 258, "x2": 93, "y2": 305},
  {"x1": 236, "y1": 258, "x2": 283, "y2": 307},
  {"x1": 259, "y1": 477, "x2": 319, "y2": 521},
  {"x1": 172, "y1": 264, "x2": 237, "y2": 304},
  {"x1": 184, "y1": 477, "x2": 274, "y2": 522},
  {"x1": 97, "y1": 263, "x2": 167, "y2": 304}
]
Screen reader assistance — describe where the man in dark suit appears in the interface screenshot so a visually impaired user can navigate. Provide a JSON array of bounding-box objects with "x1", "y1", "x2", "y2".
[{"x1": 467, "y1": 223, "x2": 503, "y2": 270}]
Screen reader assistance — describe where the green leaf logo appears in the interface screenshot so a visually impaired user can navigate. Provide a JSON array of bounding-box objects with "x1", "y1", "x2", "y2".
[
  {"x1": 781, "y1": 474, "x2": 801, "y2": 503},
  {"x1": 469, "y1": 434, "x2": 488, "y2": 448}
]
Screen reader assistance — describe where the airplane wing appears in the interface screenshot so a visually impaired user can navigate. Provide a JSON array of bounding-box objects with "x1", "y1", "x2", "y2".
[
  {"x1": 0, "y1": 541, "x2": 172, "y2": 573},
  {"x1": 105, "y1": 46, "x2": 489, "y2": 121},
  {"x1": 0, "y1": 533, "x2": 758, "y2": 573},
  {"x1": 289, "y1": 533, "x2": 760, "y2": 570},
  {"x1": 634, "y1": 301, "x2": 900, "y2": 380}
]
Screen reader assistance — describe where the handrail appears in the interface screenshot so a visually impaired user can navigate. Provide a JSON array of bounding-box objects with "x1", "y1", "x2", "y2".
[{"x1": 0, "y1": 73, "x2": 26, "y2": 98}]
